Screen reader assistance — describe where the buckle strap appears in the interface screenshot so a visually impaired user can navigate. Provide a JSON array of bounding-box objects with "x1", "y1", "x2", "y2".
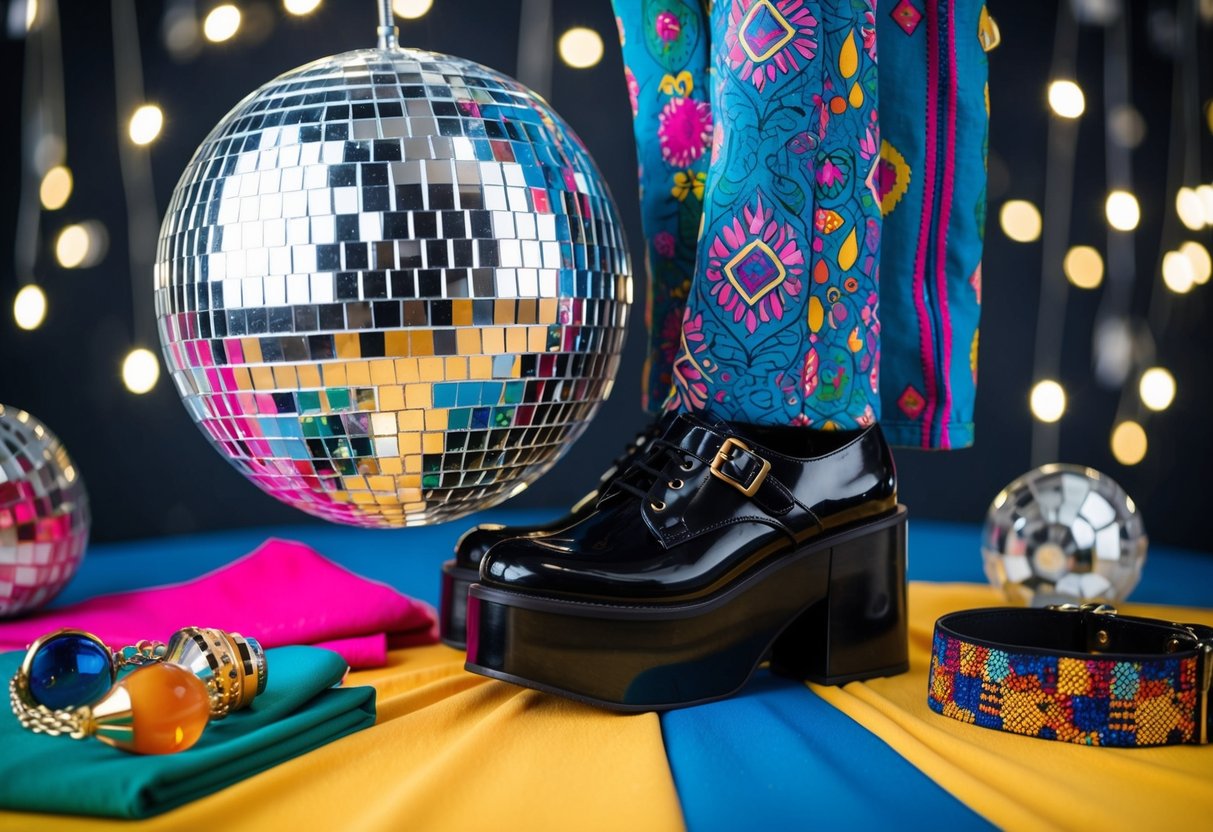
[
  {"x1": 929, "y1": 606, "x2": 1213, "y2": 748},
  {"x1": 709, "y1": 437, "x2": 771, "y2": 498}
]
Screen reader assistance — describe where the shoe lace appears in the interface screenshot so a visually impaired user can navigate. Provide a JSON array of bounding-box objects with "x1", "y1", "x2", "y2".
[
  {"x1": 598, "y1": 421, "x2": 666, "y2": 487},
  {"x1": 610, "y1": 438, "x2": 695, "y2": 501}
]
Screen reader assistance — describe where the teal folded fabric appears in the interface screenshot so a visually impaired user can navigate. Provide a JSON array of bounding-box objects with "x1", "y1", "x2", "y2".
[{"x1": 0, "y1": 645, "x2": 375, "y2": 819}]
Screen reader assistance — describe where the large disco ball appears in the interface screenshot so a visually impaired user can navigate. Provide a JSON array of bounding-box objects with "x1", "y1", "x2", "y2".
[
  {"x1": 0, "y1": 404, "x2": 90, "y2": 617},
  {"x1": 982, "y1": 464, "x2": 1147, "y2": 606},
  {"x1": 155, "y1": 48, "x2": 631, "y2": 527}
]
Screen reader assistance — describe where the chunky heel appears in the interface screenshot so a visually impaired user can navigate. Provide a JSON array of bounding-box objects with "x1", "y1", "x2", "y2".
[
  {"x1": 438, "y1": 561, "x2": 479, "y2": 649},
  {"x1": 770, "y1": 511, "x2": 908, "y2": 685}
]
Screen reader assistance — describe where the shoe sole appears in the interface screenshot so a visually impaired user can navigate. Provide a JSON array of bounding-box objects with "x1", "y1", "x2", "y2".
[
  {"x1": 439, "y1": 561, "x2": 479, "y2": 649},
  {"x1": 464, "y1": 506, "x2": 909, "y2": 712}
]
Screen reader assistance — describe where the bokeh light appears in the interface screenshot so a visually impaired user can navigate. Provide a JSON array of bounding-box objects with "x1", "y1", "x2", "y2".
[
  {"x1": 1030, "y1": 380, "x2": 1067, "y2": 423},
  {"x1": 1176, "y1": 187, "x2": 1205, "y2": 231},
  {"x1": 1162, "y1": 250, "x2": 1195, "y2": 294},
  {"x1": 203, "y1": 4, "x2": 242, "y2": 42},
  {"x1": 128, "y1": 104, "x2": 164, "y2": 145},
  {"x1": 1047, "y1": 80, "x2": 1085, "y2": 118},
  {"x1": 1105, "y1": 190, "x2": 1140, "y2": 231},
  {"x1": 39, "y1": 165, "x2": 72, "y2": 211},
  {"x1": 283, "y1": 0, "x2": 322, "y2": 14},
  {"x1": 54, "y1": 222, "x2": 107, "y2": 269},
  {"x1": 1180, "y1": 241, "x2": 1211, "y2": 285},
  {"x1": 1063, "y1": 245, "x2": 1103, "y2": 289},
  {"x1": 122, "y1": 348, "x2": 160, "y2": 394},
  {"x1": 558, "y1": 27, "x2": 604, "y2": 69},
  {"x1": 999, "y1": 199, "x2": 1042, "y2": 243},
  {"x1": 1111, "y1": 421, "x2": 1147, "y2": 466},
  {"x1": 1138, "y1": 367, "x2": 1176, "y2": 412},
  {"x1": 392, "y1": 0, "x2": 433, "y2": 19},
  {"x1": 13, "y1": 284, "x2": 47, "y2": 331}
]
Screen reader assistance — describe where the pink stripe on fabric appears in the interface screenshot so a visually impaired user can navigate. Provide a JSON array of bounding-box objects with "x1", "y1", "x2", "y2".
[
  {"x1": 933, "y1": 1, "x2": 959, "y2": 449},
  {"x1": 912, "y1": 2, "x2": 942, "y2": 448}
]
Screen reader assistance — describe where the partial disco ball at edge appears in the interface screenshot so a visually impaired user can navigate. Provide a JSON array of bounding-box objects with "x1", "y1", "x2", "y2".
[
  {"x1": 982, "y1": 463, "x2": 1147, "y2": 606},
  {"x1": 0, "y1": 404, "x2": 90, "y2": 617},
  {"x1": 155, "y1": 47, "x2": 632, "y2": 527}
]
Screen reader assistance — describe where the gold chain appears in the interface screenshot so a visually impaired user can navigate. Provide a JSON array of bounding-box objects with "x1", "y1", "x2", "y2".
[{"x1": 8, "y1": 672, "x2": 91, "y2": 739}]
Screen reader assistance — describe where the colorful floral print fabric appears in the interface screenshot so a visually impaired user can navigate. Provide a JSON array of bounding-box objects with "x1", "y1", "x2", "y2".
[
  {"x1": 612, "y1": 0, "x2": 713, "y2": 413},
  {"x1": 613, "y1": 0, "x2": 987, "y2": 447}
]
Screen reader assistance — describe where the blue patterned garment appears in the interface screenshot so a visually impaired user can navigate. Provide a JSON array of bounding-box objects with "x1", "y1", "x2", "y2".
[{"x1": 613, "y1": 0, "x2": 989, "y2": 447}]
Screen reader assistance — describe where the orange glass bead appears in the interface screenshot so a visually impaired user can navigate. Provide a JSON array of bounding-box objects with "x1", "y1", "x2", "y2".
[{"x1": 91, "y1": 663, "x2": 211, "y2": 754}]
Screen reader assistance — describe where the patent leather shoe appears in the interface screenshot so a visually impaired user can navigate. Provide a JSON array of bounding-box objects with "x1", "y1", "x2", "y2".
[
  {"x1": 439, "y1": 415, "x2": 669, "y2": 648},
  {"x1": 464, "y1": 413, "x2": 908, "y2": 711}
]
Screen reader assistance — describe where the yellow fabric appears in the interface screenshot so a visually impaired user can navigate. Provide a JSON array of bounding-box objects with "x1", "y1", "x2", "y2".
[
  {"x1": 811, "y1": 582, "x2": 1213, "y2": 830},
  {"x1": 0, "y1": 644, "x2": 685, "y2": 831}
]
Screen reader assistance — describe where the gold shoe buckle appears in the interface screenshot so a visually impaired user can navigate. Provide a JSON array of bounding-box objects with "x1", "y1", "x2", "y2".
[{"x1": 709, "y1": 437, "x2": 770, "y2": 498}]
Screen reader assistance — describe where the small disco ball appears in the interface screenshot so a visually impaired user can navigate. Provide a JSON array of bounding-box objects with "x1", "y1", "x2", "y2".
[
  {"x1": 982, "y1": 464, "x2": 1147, "y2": 606},
  {"x1": 0, "y1": 404, "x2": 90, "y2": 617},
  {"x1": 155, "y1": 47, "x2": 631, "y2": 527}
]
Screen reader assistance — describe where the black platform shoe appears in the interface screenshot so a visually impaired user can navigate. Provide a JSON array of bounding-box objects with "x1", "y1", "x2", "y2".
[
  {"x1": 439, "y1": 415, "x2": 670, "y2": 648},
  {"x1": 464, "y1": 413, "x2": 908, "y2": 711}
]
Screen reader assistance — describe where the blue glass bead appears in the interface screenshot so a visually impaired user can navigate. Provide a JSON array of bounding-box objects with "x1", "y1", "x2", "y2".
[{"x1": 28, "y1": 633, "x2": 113, "y2": 710}]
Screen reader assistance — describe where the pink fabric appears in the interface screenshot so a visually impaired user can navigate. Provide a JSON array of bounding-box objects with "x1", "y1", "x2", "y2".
[{"x1": 0, "y1": 538, "x2": 437, "y2": 668}]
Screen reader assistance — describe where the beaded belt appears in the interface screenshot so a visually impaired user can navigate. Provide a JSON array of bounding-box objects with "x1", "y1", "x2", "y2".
[{"x1": 928, "y1": 605, "x2": 1213, "y2": 748}]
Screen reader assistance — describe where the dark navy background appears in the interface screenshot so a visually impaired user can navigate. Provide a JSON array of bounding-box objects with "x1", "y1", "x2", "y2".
[{"x1": 0, "y1": 1, "x2": 1210, "y2": 550}]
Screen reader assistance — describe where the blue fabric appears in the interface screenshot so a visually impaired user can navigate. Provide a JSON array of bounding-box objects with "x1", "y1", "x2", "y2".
[{"x1": 661, "y1": 670, "x2": 991, "y2": 830}]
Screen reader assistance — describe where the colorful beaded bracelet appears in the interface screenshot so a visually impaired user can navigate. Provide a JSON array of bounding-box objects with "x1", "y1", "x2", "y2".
[{"x1": 929, "y1": 605, "x2": 1212, "y2": 748}]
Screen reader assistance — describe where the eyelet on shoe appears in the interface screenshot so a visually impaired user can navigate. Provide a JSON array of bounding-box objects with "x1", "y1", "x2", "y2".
[
  {"x1": 667, "y1": 479, "x2": 684, "y2": 490},
  {"x1": 680, "y1": 460, "x2": 695, "y2": 471},
  {"x1": 650, "y1": 500, "x2": 666, "y2": 512}
]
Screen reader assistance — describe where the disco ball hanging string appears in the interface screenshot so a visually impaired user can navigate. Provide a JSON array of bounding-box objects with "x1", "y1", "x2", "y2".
[{"x1": 153, "y1": 0, "x2": 632, "y2": 527}]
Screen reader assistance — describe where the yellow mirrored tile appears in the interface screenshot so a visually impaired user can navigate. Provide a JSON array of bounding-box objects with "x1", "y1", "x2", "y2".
[
  {"x1": 395, "y1": 358, "x2": 419, "y2": 383},
  {"x1": 409, "y1": 330, "x2": 434, "y2": 356},
  {"x1": 405, "y1": 383, "x2": 431, "y2": 408},
  {"x1": 418, "y1": 356, "x2": 444, "y2": 381},
  {"x1": 335, "y1": 333, "x2": 361, "y2": 359},
  {"x1": 452, "y1": 299, "x2": 473, "y2": 325},
  {"x1": 398, "y1": 432, "x2": 421, "y2": 454},
  {"x1": 457, "y1": 328, "x2": 481, "y2": 355},
  {"x1": 470, "y1": 356, "x2": 492, "y2": 379},
  {"x1": 323, "y1": 363, "x2": 348, "y2": 386},
  {"x1": 506, "y1": 326, "x2": 527, "y2": 353},
  {"x1": 241, "y1": 337, "x2": 264, "y2": 363},
  {"x1": 343, "y1": 476, "x2": 367, "y2": 490},
  {"x1": 379, "y1": 385, "x2": 405, "y2": 410},
  {"x1": 379, "y1": 457, "x2": 403, "y2": 475},
  {"x1": 385, "y1": 331, "x2": 410, "y2": 356},
  {"x1": 251, "y1": 366, "x2": 276, "y2": 390},
  {"x1": 528, "y1": 326, "x2": 546, "y2": 352},
  {"x1": 347, "y1": 361, "x2": 372, "y2": 386},
  {"x1": 539, "y1": 298, "x2": 557, "y2": 323},
  {"x1": 425, "y1": 408, "x2": 449, "y2": 430},
  {"x1": 371, "y1": 359, "x2": 396, "y2": 385},
  {"x1": 297, "y1": 363, "x2": 322, "y2": 387},
  {"x1": 233, "y1": 366, "x2": 254, "y2": 390},
  {"x1": 273, "y1": 365, "x2": 298, "y2": 388},
  {"x1": 397, "y1": 410, "x2": 424, "y2": 430},
  {"x1": 444, "y1": 356, "x2": 468, "y2": 379},
  {"x1": 517, "y1": 298, "x2": 537, "y2": 323},
  {"x1": 482, "y1": 327, "x2": 505, "y2": 354},
  {"x1": 367, "y1": 475, "x2": 394, "y2": 492},
  {"x1": 495, "y1": 299, "x2": 515, "y2": 324},
  {"x1": 403, "y1": 454, "x2": 421, "y2": 474},
  {"x1": 422, "y1": 432, "x2": 444, "y2": 453}
]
